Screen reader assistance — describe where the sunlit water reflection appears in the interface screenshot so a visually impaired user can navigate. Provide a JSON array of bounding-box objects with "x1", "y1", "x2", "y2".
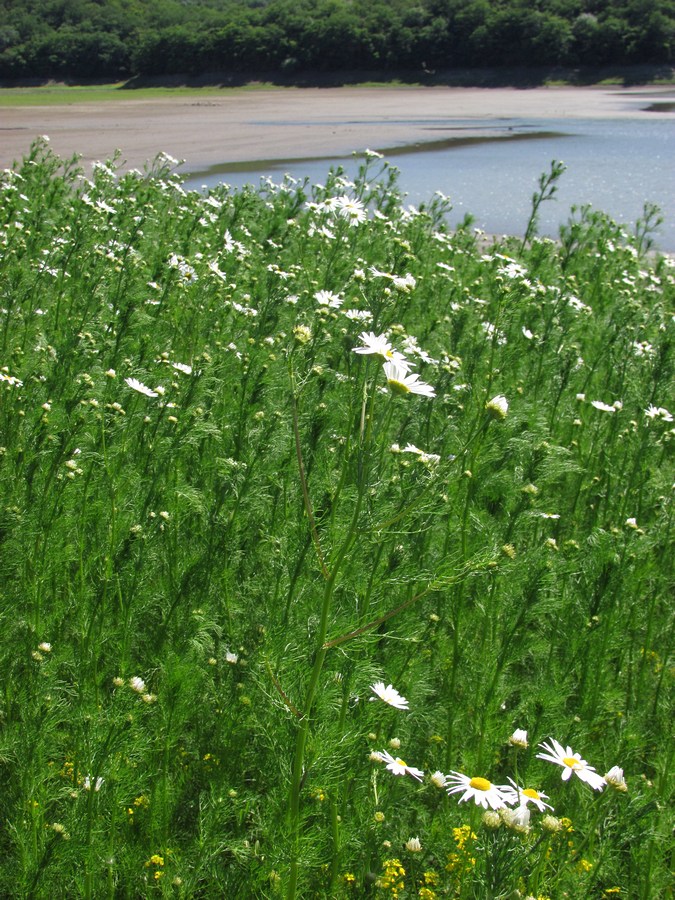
[{"x1": 183, "y1": 117, "x2": 675, "y2": 251}]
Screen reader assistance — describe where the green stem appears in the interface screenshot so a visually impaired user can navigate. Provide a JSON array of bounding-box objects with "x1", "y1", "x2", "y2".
[{"x1": 286, "y1": 491, "x2": 364, "y2": 898}]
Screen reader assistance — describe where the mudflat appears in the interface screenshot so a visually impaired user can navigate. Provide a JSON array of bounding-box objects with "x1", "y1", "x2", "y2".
[{"x1": 1, "y1": 84, "x2": 673, "y2": 175}]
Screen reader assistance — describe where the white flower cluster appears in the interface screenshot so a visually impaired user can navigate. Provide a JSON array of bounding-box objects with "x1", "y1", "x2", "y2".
[
  {"x1": 645, "y1": 404, "x2": 673, "y2": 422},
  {"x1": 368, "y1": 688, "x2": 626, "y2": 825},
  {"x1": 352, "y1": 332, "x2": 435, "y2": 398},
  {"x1": 306, "y1": 194, "x2": 367, "y2": 227}
]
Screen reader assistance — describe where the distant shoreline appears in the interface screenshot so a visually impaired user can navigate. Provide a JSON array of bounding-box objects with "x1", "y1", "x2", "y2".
[
  {"x1": 2, "y1": 82, "x2": 673, "y2": 177},
  {"x1": 3, "y1": 63, "x2": 674, "y2": 92}
]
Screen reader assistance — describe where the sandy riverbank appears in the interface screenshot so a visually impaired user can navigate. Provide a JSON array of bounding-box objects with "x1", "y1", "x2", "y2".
[{"x1": 2, "y1": 84, "x2": 674, "y2": 176}]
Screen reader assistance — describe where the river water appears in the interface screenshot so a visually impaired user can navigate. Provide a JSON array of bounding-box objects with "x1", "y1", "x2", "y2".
[{"x1": 183, "y1": 115, "x2": 675, "y2": 251}]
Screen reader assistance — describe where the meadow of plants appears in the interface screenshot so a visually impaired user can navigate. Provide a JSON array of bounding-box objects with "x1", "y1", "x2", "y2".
[{"x1": 0, "y1": 138, "x2": 672, "y2": 899}]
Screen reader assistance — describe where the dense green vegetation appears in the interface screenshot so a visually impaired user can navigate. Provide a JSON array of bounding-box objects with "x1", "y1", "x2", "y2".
[
  {"x1": 0, "y1": 0, "x2": 674, "y2": 82},
  {"x1": 0, "y1": 140, "x2": 672, "y2": 897}
]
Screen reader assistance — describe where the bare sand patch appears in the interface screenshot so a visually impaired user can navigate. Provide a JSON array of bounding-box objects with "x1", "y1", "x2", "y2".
[{"x1": 2, "y1": 85, "x2": 673, "y2": 175}]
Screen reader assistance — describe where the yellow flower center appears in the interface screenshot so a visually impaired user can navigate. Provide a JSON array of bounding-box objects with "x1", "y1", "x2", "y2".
[
  {"x1": 469, "y1": 777, "x2": 491, "y2": 792},
  {"x1": 397, "y1": 758, "x2": 407, "y2": 767},
  {"x1": 563, "y1": 756, "x2": 580, "y2": 768},
  {"x1": 388, "y1": 379, "x2": 411, "y2": 396},
  {"x1": 523, "y1": 788, "x2": 540, "y2": 799}
]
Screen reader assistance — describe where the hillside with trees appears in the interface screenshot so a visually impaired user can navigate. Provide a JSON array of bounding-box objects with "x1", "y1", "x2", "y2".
[{"x1": 0, "y1": 0, "x2": 673, "y2": 82}]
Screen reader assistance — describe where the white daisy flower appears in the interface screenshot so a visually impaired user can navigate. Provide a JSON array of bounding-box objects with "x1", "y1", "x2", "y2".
[
  {"x1": 383, "y1": 362, "x2": 435, "y2": 398},
  {"x1": 486, "y1": 394, "x2": 509, "y2": 419},
  {"x1": 352, "y1": 332, "x2": 410, "y2": 368},
  {"x1": 604, "y1": 766, "x2": 628, "y2": 792},
  {"x1": 342, "y1": 308, "x2": 373, "y2": 323},
  {"x1": 508, "y1": 728, "x2": 528, "y2": 748},
  {"x1": 536, "y1": 738, "x2": 606, "y2": 790},
  {"x1": 392, "y1": 273, "x2": 416, "y2": 292},
  {"x1": 590, "y1": 400, "x2": 617, "y2": 413},
  {"x1": 208, "y1": 260, "x2": 228, "y2": 281},
  {"x1": 319, "y1": 196, "x2": 341, "y2": 213},
  {"x1": 445, "y1": 771, "x2": 511, "y2": 810},
  {"x1": 0, "y1": 371, "x2": 23, "y2": 387},
  {"x1": 370, "y1": 682, "x2": 409, "y2": 710},
  {"x1": 125, "y1": 377, "x2": 158, "y2": 398},
  {"x1": 377, "y1": 749, "x2": 424, "y2": 781},
  {"x1": 402, "y1": 335, "x2": 436, "y2": 364},
  {"x1": 336, "y1": 195, "x2": 367, "y2": 225},
  {"x1": 171, "y1": 362, "x2": 192, "y2": 375},
  {"x1": 506, "y1": 778, "x2": 554, "y2": 812},
  {"x1": 645, "y1": 405, "x2": 673, "y2": 422},
  {"x1": 401, "y1": 443, "x2": 441, "y2": 465},
  {"x1": 314, "y1": 290, "x2": 343, "y2": 309}
]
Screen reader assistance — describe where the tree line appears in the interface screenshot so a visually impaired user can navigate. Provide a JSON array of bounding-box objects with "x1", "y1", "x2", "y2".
[{"x1": 0, "y1": 0, "x2": 673, "y2": 82}]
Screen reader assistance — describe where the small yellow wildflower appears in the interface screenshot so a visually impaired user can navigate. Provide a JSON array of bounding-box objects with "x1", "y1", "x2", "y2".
[
  {"x1": 377, "y1": 858, "x2": 406, "y2": 897},
  {"x1": 446, "y1": 826, "x2": 478, "y2": 878},
  {"x1": 452, "y1": 825, "x2": 476, "y2": 849}
]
